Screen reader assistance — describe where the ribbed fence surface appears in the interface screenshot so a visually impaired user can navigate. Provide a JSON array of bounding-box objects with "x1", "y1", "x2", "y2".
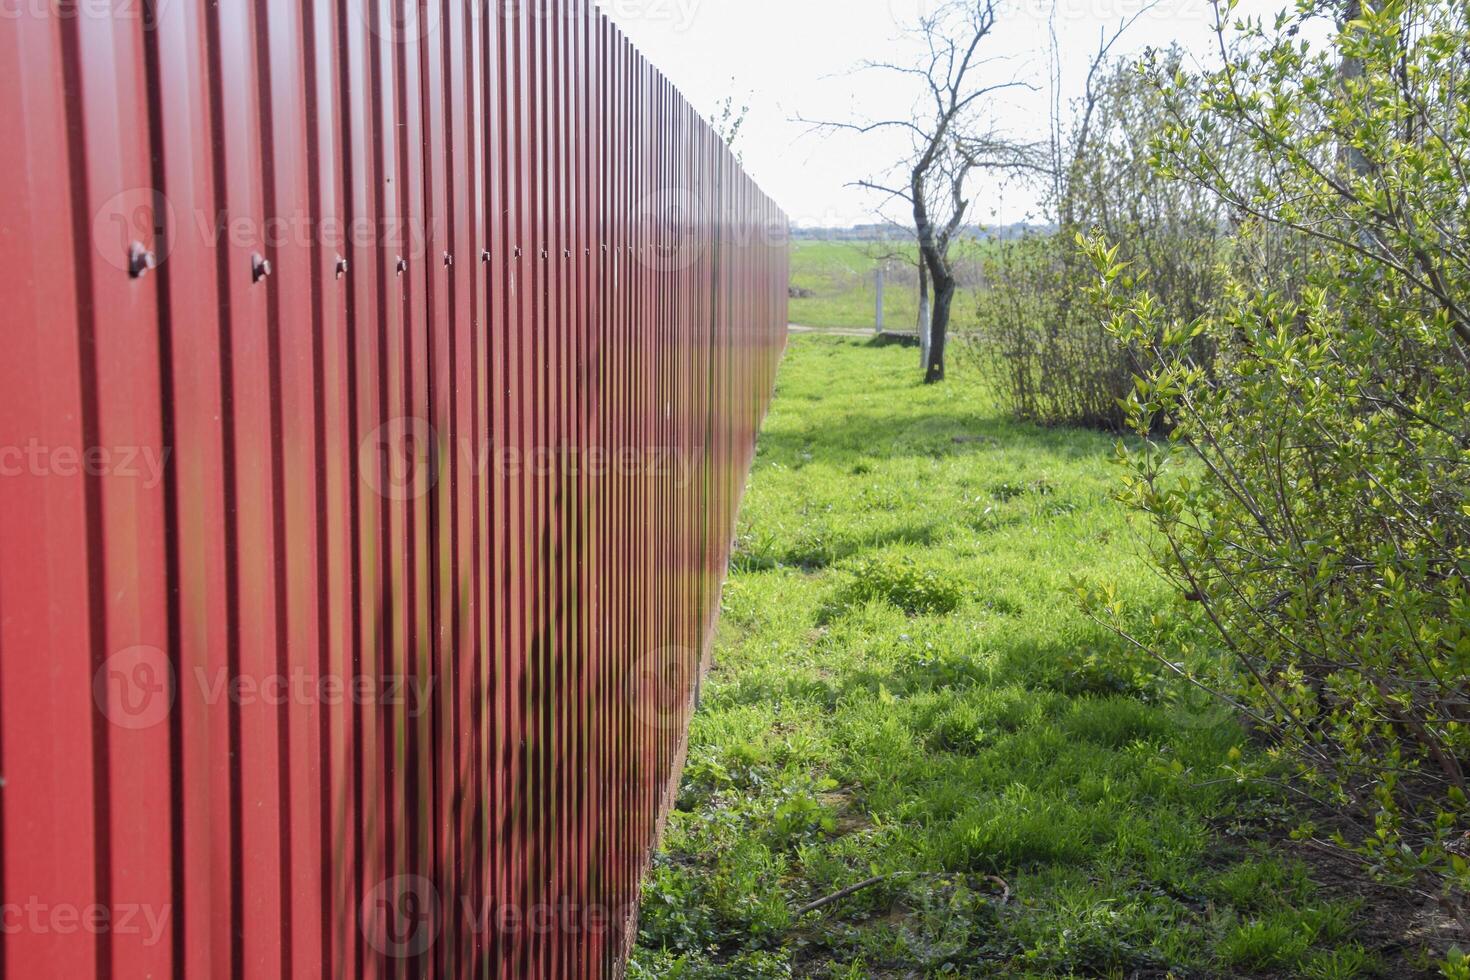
[{"x1": 0, "y1": 1, "x2": 787, "y2": 977}]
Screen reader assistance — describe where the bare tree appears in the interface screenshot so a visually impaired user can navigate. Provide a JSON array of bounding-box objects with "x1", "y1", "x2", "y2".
[
  {"x1": 802, "y1": 0, "x2": 1040, "y2": 383},
  {"x1": 1047, "y1": 0, "x2": 1165, "y2": 228}
]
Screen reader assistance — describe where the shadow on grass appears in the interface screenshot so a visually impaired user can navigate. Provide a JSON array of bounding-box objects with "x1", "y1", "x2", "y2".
[{"x1": 733, "y1": 522, "x2": 945, "y2": 574}]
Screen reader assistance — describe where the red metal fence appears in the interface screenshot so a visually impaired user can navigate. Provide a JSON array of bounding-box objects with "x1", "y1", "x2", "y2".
[{"x1": 0, "y1": 1, "x2": 788, "y2": 976}]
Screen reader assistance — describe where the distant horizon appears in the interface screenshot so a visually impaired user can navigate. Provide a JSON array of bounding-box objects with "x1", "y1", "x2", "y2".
[{"x1": 789, "y1": 220, "x2": 1055, "y2": 238}]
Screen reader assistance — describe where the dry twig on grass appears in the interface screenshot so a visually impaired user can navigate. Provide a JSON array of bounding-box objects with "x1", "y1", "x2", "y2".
[{"x1": 792, "y1": 871, "x2": 1010, "y2": 918}]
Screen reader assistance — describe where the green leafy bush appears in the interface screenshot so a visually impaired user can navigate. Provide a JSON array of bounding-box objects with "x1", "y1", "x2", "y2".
[
  {"x1": 1084, "y1": 0, "x2": 1470, "y2": 924},
  {"x1": 971, "y1": 233, "x2": 1129, "y2": 430}
]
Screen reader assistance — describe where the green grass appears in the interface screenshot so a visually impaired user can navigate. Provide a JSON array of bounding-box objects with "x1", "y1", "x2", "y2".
[
  {"x1": 629, "y1": 335, "x2": 1384, "y2": 979},
  {"x1": 787, "y1": 240, "x2": 906, "y2": 330},
  {"x1": 788, "y1": 241, "x2": 989, "y2": 332}
]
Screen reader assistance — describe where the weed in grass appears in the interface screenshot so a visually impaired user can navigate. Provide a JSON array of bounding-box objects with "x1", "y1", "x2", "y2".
[
  {"x1": 824, "y1": 555, "x2": 967, "y2": 620},
  {"x1": 1301, "y1": 945, "x2": 1383, "y2": 980},
  {"x1": 1441, "y1": 947, "x2": 1470, "y2": 980},
  {"x1": 1208, "y1": 856, "x2": 1316, "y2": 911},
  {"x1": 1219, "y1": 914, "x2": 1317, "y2": 972}
]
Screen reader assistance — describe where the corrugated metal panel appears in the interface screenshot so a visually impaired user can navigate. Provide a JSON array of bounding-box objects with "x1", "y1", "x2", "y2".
[{"x1": 0, "y1": 1, "x2": 788, "y2": 977}]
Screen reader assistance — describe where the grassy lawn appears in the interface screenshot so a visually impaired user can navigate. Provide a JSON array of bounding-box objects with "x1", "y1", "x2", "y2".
[
  {"x1": 629, "y1": 335, "x2": 1397, "y2": 979},
  {"x1": 788, "y1": 241, "x2": 905, "y2": 330}
]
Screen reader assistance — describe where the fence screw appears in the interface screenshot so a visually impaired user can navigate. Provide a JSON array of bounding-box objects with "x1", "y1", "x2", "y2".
[
  {"x1": 444, "y1": 251, "x2": 454, "y2": 268},
  {"x1": 335, "y1": 256, "x2": 349, "y2": 279},
  {"x1": 127, "y1": 242, "x2": 157, "y2": 279},
  {"x1": 513, "y1": 246, "x2": 522, "y2": 258},
  {"x1": 396, "y1": 256, "x2": 407, "y2": 275},
  {"x1": 251, "y1": 253, "x2": 272, "y2": 283},
  {"x1": 481, "y1": 249, "x2": 491, "y2": 263}
]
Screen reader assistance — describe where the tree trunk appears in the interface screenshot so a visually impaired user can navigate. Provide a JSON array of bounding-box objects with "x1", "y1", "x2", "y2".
[
  {"x1": 925, "y1": 276, "x2": 955, "y2": 384},
  {"x1": 1337, "y1": 0, "x2": 1371, "y2": 178}
]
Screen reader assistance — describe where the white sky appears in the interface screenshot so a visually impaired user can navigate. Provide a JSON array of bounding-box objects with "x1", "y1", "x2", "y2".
[{"x1": 595, "y1": 0, "x2": 1288, "y2": 228}]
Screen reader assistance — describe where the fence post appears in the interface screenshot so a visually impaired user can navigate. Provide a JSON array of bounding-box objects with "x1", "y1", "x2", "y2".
[
  {"x1": 919, "y1": 289, "x2": 932, "y2": 368},
  {"x1": 874, "y1": 264, "x2": 885, "y2": 334}
]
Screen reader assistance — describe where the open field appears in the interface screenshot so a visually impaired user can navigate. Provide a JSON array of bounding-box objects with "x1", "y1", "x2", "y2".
[
  {"x1": 630, "y1": 335, "x2": 1421, "y2": 979},
  {"x1": 787, "y1": 240, "x2": 989, "y2": 332}
]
